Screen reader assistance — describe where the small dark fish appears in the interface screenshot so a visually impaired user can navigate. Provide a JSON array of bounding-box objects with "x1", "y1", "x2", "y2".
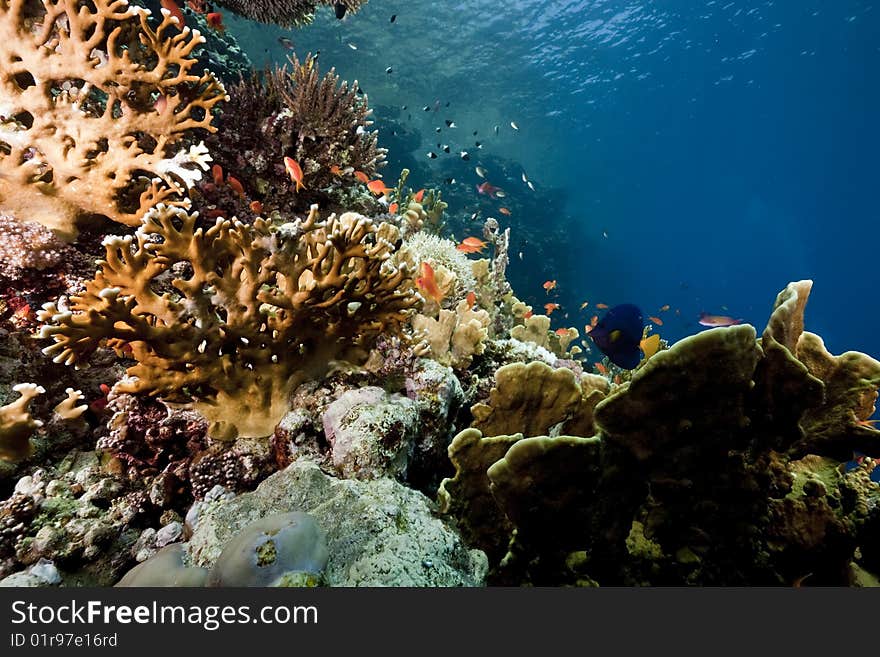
[
  {"x1": 390, "y1": 14, "x2": 396, "y2": 23},
  {"x1": 445, "y1": 119, "x2": 456, "y2": 128},
  {"x1": 401, "y1": 105, "x2": 407, "y2": 110},
  {"x1": 426, "y1": 152, "x2": 437, "y2": 159},
  {"x1": 334, "y1": 2, "x2": 347, "y2": 19},
  {"x1": 435, "y1": 127, "x2": 441, "y2": 133},
  {"x1": 473, "y1": 130, "x2": 478, "y2": 136},
  {"x1": 423, "y1": 106, "x2": 431, "y2": 112},
  {"x1": 588, "y1": 304, "x2": 644, "y2": 369},
  {"x1": 460, "y1": 151, "x2": 470, "y2": 160},
  {"x1": 475, "y1": 141, "x2": 482, "y2": 148},
  {"x1": 445, "y1": 177, "x2": 455, "y2": 184},
  {"x1": 442, "y1": 145, "x2": 450, "y2": 153},
  {"x1": 445, "y1": 101, "x2": 450, "y2": 107},
  {"x1": 277, "y1": 36, "x2": 295, "y2": 50},
  {"x1": 494, "y1": 125, "x2": 499, "y2": 134},
  {"x1": 356, "y1": 87, "x2": 364, "y2": 96},
  {"x1": 470, "y1": 211, "x2": 480, "y2": 221},
  {"x1": 385, "y1": 66, "x2": 393, "y2": 74}
]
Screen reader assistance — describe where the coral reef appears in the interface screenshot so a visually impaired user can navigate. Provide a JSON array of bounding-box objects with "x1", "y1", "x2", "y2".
[
  {"x1": 437, "y1": 282, "x2": 880, "y2": 585},
  {"x1": 0, "y1": 2, "x2": 876, "y2": 590},
  {"x1": 0, "y1": 0, "x2": 226, "y2": 239},
  {"x1": 37, "y1": 204, "x2": 419, "y2": 440},
  {"x1": 200, "y1": 54, "x2": 385, "y2": 222},
  {"x1": 211, "y1": 0, "x2": 367, "y2": 27}
]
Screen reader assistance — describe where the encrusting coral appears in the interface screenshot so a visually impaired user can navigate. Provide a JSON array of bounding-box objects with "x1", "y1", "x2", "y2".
[
  {"x1": 0, "y1": 0, "x2": 226, "y2": 240},
  {"x1": 210, "y1": 0, "x2": 367, "y2": 27},
  {"x1": 37, "y1": 203, "x2": 420, "y2": 440}
]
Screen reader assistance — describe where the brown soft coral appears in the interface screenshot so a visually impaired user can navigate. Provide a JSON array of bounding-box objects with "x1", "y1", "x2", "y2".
[
  {"x1": 0, "y1": 0, "x2": 226, "y2": 239},
  {"x1": 37, "y1": 204, "x2": 420, "y2": 440},
  {"x1": 211, "y1": 0, "x2": 367, "y2": 27},
  {"x1": 201, "y1": 54, "x2": 384, "y2": 221}
]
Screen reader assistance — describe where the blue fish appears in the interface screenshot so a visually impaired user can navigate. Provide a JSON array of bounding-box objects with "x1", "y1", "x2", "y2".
[
  {"x1": 588, "y1": 303, "x2": 644, "y2": 369},
  {"x1": 844, "y1": 451, "x2": 866, "y2": 473}
]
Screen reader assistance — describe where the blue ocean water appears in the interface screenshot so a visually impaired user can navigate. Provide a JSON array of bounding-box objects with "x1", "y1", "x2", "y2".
[{"x1": 234, "y1": 0, "x2": 878, "y2": 357}]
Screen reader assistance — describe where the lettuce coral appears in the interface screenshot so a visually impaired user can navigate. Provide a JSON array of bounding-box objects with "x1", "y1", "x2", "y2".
[
  {"x1": 37, "y1": 203, "x2": 420, "y2": 440},
  {"x1": 0, "y1": 0, "x2": 226, "y2": 239}
]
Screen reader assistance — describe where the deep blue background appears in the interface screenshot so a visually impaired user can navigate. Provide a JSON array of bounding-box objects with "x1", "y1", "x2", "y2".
[{"x1": 232, "y1": 0, "x2": 878, "y2": 356}]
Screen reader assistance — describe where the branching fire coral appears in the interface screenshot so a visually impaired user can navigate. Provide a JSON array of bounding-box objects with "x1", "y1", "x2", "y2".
[
  {"x1": 0, "y1": 0, "x2": 226, "y2": 239},
  {"x1": 211, "y1": 0, "x2": 367, "y2": 27},
  {"x1": 37, "y1": 203, "x2": 420, "y2": 440}
]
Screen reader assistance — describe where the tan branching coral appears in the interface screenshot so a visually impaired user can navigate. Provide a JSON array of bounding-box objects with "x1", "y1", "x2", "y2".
[
  {"x1": 412, "y1": 299, "x2": 490, "y2": 369},
  {"x1": 471, "y1": 361, "x2": 609, "y2": 438},
  {"x1": 0, "y1": 0, "x2": 226, "y2": 239},
  {"x1": 0, "y1": 383, "x2": 44, "y2": 461},
  {"x1": 212, "y1": 0, "x2": 367, "y2": 27},
  {"x1": 38, "y1": 204, "x2": 419, "y2": 439}
]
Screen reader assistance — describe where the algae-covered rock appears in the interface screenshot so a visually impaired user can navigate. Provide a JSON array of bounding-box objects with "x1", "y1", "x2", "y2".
[
  {"x1": 188, "y1": 459, "x2": 486, "y2": 586},
  {"x1": 322, "y1": 387, "x2": 419, "y2": 480}
]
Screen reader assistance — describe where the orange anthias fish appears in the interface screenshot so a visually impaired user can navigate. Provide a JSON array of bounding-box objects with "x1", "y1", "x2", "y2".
[
  {"x1": 367, "y1": 179, "x2": 389, "y2": 196},
  {"x1": 211, "y1": 164, "x2": 224, "y2": 187},
  {"x1": 206, "y1": 11, "x2": 225, "y2": 31},
  {"x1": 354, "y1": 170, "x2": 370, "y2": 183},
  {"x1": 466, "y1": 291, "x2": 476, "y2": 309},
  {"x1": 160, "y1": 0, "x2": 186, "y2": 27},
  {"x1": 388, "y1": 202, "x2": 399, "y2": 214},
  {"x1": 523, "y1": 310, "x2": 533, "y2": 319},
  {"x1": 249, "y1": 200, "x2": 263, "y2": 214},
  {"x1": 698, "y1": 312, "x2": 742, "y2": 327},
  {"x1": 544, "y1": 302, "x2": 560, "y2": 315},
  {"x1": 499, "y1": 207, "x2": 511, "y2": 216},
  {"x1": 595, "y1": 363, "x2": 608, "y2": 375},
  {"x1": 648, "y1": 315, "x2": 663, "y2": 326},
  {"x1": 413, "y1": 188, "x2": 426, "y2": 202},
  {"x1": 595, "y1": 303, "x2": 609, "y2": 309},
  {"x1": 543, "y1": 280, "x2": 557, "y2": 291},
  {"x1": 284, "y1": 157, "x2": 306, "y2": 192},
  {"x1": 227, "y1": 175, "x2": 245, "y2": 197},
  {"x1": 659, "y1": 304, "x2": 671, "y2": 312},
  {"x1": 554, "y1": 328, "x2": 570, "y2": 337},
  {"x1": 415, "y1": 262, "x2": 444, "y2": 304},
  {"x1": 590, "y1": 315, "x2": 599, "y2": 327},
  {"x1": 456, "y1": 237, "x2": 487, "y2": 253}
]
